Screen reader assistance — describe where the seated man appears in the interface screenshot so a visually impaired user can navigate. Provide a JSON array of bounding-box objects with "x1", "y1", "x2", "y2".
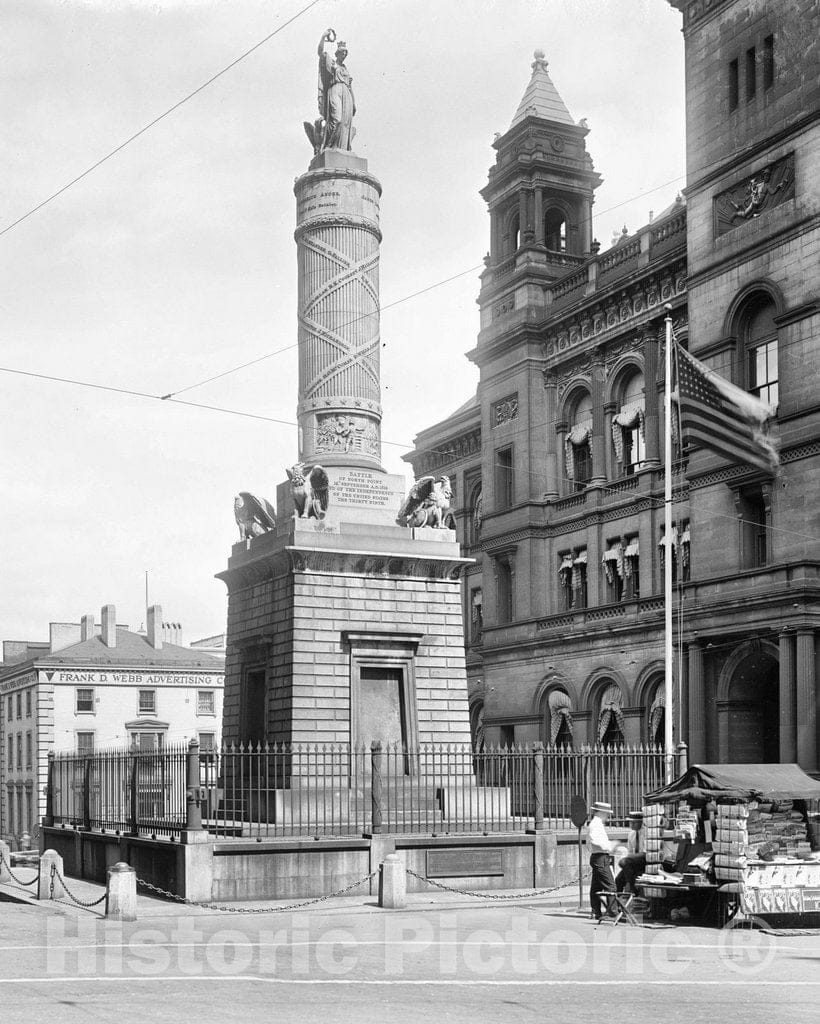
[{"x1": 616, "y1": 810, "x2": 646, "y2": 894}]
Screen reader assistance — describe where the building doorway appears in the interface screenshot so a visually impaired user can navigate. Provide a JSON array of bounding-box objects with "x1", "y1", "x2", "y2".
[
  {"x1": 723, "y1": 648, "x2": 779, "y2": 763},
  {"x1": 241, "y1": 668, "x2": 267, "y2": 747}
]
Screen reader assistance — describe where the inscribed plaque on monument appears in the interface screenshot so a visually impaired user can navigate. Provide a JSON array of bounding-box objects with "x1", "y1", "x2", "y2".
[{"x1": 426, "y1": 848, "x2": 505, "y2": 878}]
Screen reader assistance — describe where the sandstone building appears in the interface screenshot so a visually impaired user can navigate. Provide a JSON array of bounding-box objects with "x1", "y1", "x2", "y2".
[{"x1": 406, "y1": 3, "x2": 820, "y2": 772}]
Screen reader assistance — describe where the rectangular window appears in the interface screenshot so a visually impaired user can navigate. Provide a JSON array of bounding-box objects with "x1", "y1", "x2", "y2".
[
  {"x1": 500, "y1": 724, "x2": 515, "y2": 749},
  {"x1": 6, "y1": 696, "x2": 11, "y2": 722},
  {"x1": 573, "y1": 441, "x2": 592, "y2": 491},
  {"x1": 198, "y1": 732, "x2": 216, "y2": 753},
  {"x1": 624, "y1": 537, "x2": 640, "y2": 600},
  {"x1": 26, "y1": 790, "x2": 33, "y2": 835},
  {"x1": 197, "y1": 690, "x2": 215, "y2": 716},
  {"x1": 570, "y1": 549, "x2": 588, "y2": 610},
  {"x1": 26, "y1": 690, "x2": 32, "y2": 718},
  {"x1": 737, "y1": 486, "x2": 769, "y2": 568},
  {"x1": 138, "y1": 689, "x2": 156, "y2": 715},
  {"x1": 495, "y1": 447, "x2": 514, "y2": 509},
  {"x1": 469, "y1": 588, "x2": 483, "y2": 644},
  {"x1": 76, "y1": 732, "x2": 95, "y2": 756},
  {"x1": 75, "y1": 688, "x2": 95, "y2": 713},
  {"x1": 729, "y1": 58, "x2": 739, "y2": 110},
  {"x1": 25, "y1": 732, "x2": 32, "y2": 769},
  {"x1": 749, "y1": 340, "x2": 778, "y2": 407},
  {"x1": 763, "y1": 35, "x2": 774, "y2": 90},
  {"x1": 746, "y1": 46, "x2": 757, "y2": 101},
  {"x1": 16, "y1": 692, "x2": 22, "y2": 719},
  {"x1": 131, "y1": 731, "x2": 164, "y2": 752},
  {"x1": 497, "y1": 560, "x2": 513, "y2": 624},
  {"x1": 16, "y1": 733, "x2": 22, "y2": 771},
  {"x1": 7, "y1": 734, "x2": 13, "y2": 771}
]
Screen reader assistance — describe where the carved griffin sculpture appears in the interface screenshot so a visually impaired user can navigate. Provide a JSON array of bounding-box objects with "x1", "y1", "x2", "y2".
[
  {"x1": 234, "y1": 492, "x2": 276, "y2": 540},
  {"x1": 287, "y1": 463, "x2": 330, "y2": 519},
  {"x1": 396, "y1": 475, "x2": 453, "y2": 529}
]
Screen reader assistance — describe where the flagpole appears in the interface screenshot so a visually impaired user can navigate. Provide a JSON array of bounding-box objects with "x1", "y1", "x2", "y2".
[{"x1": 663, "y1": 307, "x2": 675, "y2": 783}]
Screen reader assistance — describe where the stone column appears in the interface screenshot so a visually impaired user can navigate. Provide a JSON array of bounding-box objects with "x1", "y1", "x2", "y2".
[
  {"x1": 779, "y1": 628, "x2": 796, "y2": 763},
  {"x1": 490, "y1": 209, "x2": 499, "y2": 263},
  {"x1": 543, "y1": 371, "x2": 559, "y2": 500},
  {"x1": 603, "y1": 401, "x2": 617, "y2": 479},
  {"x1": 534, "y1": 189, "x2": 544, "y2": 245},
  {"x1": 796, "y1": 629, "x2": 817, "y2": 772},
  {"x1": 590, "y1": 353, "x2": 606, "y2": 485},
  {"x1": 687, "y1": 643, "x2": 706, "y2": 764},
  {"x1": 642, "y1": 330, "x2": 661, "y2": 468},
  {"x1": 518, "y1": 191, "x2": 528, "y2": 246},
  {"x1": 581, "y1": 198, "x2": 593, "y2": 255}
]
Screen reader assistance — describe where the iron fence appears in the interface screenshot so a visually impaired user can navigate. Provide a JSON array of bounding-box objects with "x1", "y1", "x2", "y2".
[{"x1": 47, "y1": 741, "x2": 666, "y2": 839}]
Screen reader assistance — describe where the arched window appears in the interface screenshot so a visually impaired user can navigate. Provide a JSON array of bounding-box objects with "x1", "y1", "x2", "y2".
[
  {"x1": 508, "y1": 211, "x2": 521, "y2": 254},
  {"x1": 597, "y1": 682, "x2": 625, "y2": 748},
  {"x1": 742, "y1": 296, "x2": 779, "y2": 407},
  {"x1": 544, "y1": 208, "x2": 567, "y2": 252},
  {"x1": 470, "y1": 701, "x2": 486, "y2": 753},
  {"x1": 547, "y1": 690, "x2": 573, "y2": 748},
  {"x1": 468, "y1": 483, "x2": 483, "y2": 547},
  {"x1": 565, "y1": 392, "x2": 593, "y2": 492},
  {"x1": 612, "y1": 369, "x2": 646, "y2": 475},
  {"x1": 648, "y1": 682, "x2": 665, "y2": 747}
]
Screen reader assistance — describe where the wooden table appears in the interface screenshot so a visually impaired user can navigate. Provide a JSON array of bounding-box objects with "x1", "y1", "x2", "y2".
[{"x1": 637, "y1": 880, "x2": 739, "y2": 926}]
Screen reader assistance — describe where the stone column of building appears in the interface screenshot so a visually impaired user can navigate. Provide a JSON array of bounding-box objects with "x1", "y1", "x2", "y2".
[
  {"x1": 534, "y1": 188, "x2": 544, "y2": 245},
  {"x1": 642, "y1": 329, "x2": 661, "y2": 467},
  {"x1": 779, "y1": 628, "x2": 797, "y2": 763},
  {"x1": 543, "y1": 371, "x2": 559, "y2": 500},
  {"x1": 581, "y1": 198, "x2": 593, "y2": 254},
  {"x1": 518, "y1": 190, "x2": 528, "y2": 246},
  {"x1": 603, "y1": 401, "x2": 616, "y2": 478},
  {"x1": 490, "y1": 210, "x2": 499, "y2": 263},
  {"x1": 796, "y1": 628, "x2": 817, "y2": 772},
  {"x1": 590, "y1": 353, "x2": 606, "y2": 485},
  {"x1": 687, "y1": 642, "x2": 706, "y2": 763}
]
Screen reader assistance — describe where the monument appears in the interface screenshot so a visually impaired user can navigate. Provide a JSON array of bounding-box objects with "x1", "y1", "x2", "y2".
[{"x1": 218, "y1": 30, "x2": 474, "y2": 785}]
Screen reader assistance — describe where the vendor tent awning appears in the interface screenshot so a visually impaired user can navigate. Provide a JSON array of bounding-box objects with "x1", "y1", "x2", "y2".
[{"x1": 645, "y1": 763, "x2": 820, "y2": 803}]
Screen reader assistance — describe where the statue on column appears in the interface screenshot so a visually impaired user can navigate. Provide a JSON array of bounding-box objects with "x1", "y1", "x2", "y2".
[{"x1": 304, "y1": 28, "x2": 356, "y2": 156}]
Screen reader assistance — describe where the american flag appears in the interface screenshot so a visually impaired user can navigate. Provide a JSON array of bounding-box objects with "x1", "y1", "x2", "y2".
[{"x1": 674, "y1": 341, "x2": 779, "y2": 473}]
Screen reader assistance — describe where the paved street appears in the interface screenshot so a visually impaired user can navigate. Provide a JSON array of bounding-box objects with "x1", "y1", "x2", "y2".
[{"x1": 2, "y1": 883, "x2": 819, "y2": 1024}]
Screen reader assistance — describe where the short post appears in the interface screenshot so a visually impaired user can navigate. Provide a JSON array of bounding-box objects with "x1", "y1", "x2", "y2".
[
  {"x1": 82, "y1": 757, "x2": 93, "y2": 830},
  {"x1": 43, "y1": 751, "x2": 55, "y2": 828},
  {"x1": 378, "y1": 853, "x2": 405, "y2": 909},
  {"x1": 532, "y1": 741, "x2": 545, "y2": 831},
  {"x1": 38, "y1": 849, "x2": 65, "y2": 900},
  {"x1": 185, "y1": 738, "x2": 202, "y2": 832},
  {"x1": 676, "y1": 741, "x2": 688, "y2": 777},
  {"x1": 20, "y1": 831, "x2": 31, "y2": 852},
  {"x1": 370, "y1": 741, "x2": 383, "y2": 835},
  {"x1": 106, "y1": 862, "x2": 138, "y2": 921},
  {"x1": 0, "y1": 839, "x2": 11, "y2": 882}
]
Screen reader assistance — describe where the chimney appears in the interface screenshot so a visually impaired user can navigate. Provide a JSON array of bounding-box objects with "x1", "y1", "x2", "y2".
[
  {"x1": 147, "y1": 605, "x2": 162, "y2": 650},
  {"x1": 81, "y1": 614, "x2": 95, "y2": 641},
  {"x1": 101, "y1": 604, "x2": 116, "y2": 648}
]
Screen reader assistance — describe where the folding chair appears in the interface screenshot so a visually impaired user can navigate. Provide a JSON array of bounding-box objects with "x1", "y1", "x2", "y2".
[{"x1": 597, "y1": 891, "x2": 639, "y2": 926}]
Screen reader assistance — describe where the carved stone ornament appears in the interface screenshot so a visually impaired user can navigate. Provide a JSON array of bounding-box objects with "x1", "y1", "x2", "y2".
[
  {"x1": 492, "y1": 394, "x2": 519, "y2": 427},
  {"x1": 286, "y1": 463, "x2": 330, "y2": 520},
  {"x1": 315, "y1": 413, "x2": 378, "y2": 456},
  {"x1": 396, "y1": 476, "x2": 453, "y2": 529},
  {"x1": 714, "y1": 154, "x2": 794, "y2": 237},
  {"x1": 234, "y1": 492, "x2": 276, "y2": 541}
]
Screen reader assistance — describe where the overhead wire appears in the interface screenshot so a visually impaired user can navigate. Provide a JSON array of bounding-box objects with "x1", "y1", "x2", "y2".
[{"x1": 0, "y1": 0, "x2": 325, "y2": 240}]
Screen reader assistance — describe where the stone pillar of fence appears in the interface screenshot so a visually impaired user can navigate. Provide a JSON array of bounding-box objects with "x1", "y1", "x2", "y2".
[
  {"x1": 185, "y1": 738, "x2": 203, "y2": 832},
  {"x1": 676, "y1": 741, "x2": 688, "y2": 777},
  {"x1": 371, "y1": 741, "x2": 383, "y2": 835},
  {"x1": 43, "y1": 751, "x2": 55, "y2": 829},
  {"x1": 532, "y1": 742, "x2": 545, "y2": 831},
  {"x1": 0, "y1": 840, "x2": 11, "y2": 882}
]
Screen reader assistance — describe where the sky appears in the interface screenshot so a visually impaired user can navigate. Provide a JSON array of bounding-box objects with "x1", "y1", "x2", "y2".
[{"x1": 0, "y1": 0, "x2": 685, "y2": 645}]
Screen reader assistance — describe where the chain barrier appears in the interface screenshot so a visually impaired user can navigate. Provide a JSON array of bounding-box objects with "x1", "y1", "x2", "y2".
[
  {"x1": 135, "y1": 870, "x2": 378, "y2": 914},
  {"x1": 51, "y1": 865, "x2": 108, "y2": 909},
  {"x1": 0, "y1": 850, "x2": 39, "y2": 888},
  {"x1": 405, "y1": 868, "x2": 590, "y2": 901}
]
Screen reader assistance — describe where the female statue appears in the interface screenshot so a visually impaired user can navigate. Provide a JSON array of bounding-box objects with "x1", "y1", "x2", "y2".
[{"x1": 316, "y1": 29, "x2": 356, "y2": 151}]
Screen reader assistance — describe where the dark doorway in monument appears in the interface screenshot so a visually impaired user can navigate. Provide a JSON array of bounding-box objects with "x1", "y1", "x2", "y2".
[
  {"x1": 241, "y1": 668, "x2": 267, "y2": 748},
  {"x1": 722, "y1": 644, "x2": 779, "y2": 763}
]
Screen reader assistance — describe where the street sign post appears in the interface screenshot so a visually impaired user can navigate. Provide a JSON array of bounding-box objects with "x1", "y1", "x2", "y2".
[{"x1": 570, "y1": 794, "x2": 588, "y2": 911}]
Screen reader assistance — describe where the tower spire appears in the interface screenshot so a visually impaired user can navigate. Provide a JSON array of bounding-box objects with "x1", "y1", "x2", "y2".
[{"x1": 510, "y1": 50, "x2": 575, "y2": 129}]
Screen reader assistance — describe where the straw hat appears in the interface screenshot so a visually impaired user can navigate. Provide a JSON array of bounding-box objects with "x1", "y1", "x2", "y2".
[
  {"x1": 590, "y1": 801, "x2": 613, "y2": 815},
  {"x1": 628, "y1": 810, "x2": 644, "y2": 820}
]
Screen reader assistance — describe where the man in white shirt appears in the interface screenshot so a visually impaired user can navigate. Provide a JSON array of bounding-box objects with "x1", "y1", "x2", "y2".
[
  {"x1": 586, "y1": 800, "x2": 616, "y2": 920},
  {"x1": 616, "y1": 811, "x2": 646, "y2": 894}
]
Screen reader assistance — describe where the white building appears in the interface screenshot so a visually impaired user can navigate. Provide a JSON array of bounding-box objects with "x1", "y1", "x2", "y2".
[{"x1": 0, "y1": 603, "x2": 224, "y2": 844}]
